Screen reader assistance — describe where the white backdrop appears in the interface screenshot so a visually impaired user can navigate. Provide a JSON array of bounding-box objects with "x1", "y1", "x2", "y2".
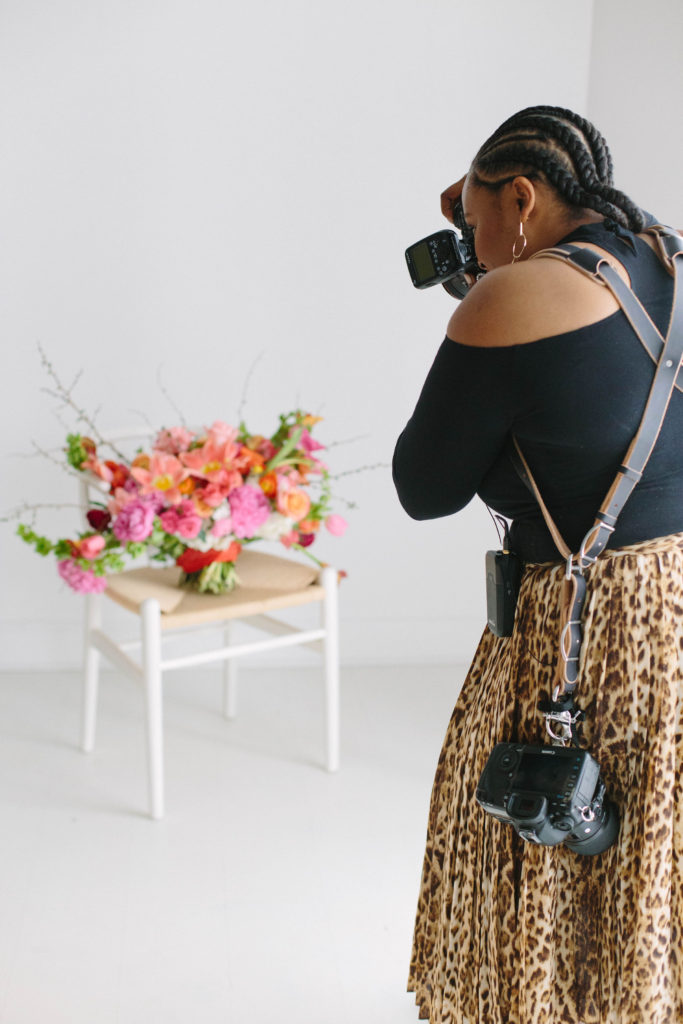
[{"x1": 0, "y1": 0, "x2": 610, "y2": 670}]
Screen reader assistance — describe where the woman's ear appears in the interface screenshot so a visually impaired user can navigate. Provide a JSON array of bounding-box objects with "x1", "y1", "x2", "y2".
[{"x1": 511, "y1": 176, "x2": 536, "y2": 222}]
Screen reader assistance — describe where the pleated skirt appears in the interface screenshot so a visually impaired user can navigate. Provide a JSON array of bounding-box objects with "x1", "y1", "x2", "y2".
[{"x1": 408, "y1": 533, "x2": 683, "y2": 1024}]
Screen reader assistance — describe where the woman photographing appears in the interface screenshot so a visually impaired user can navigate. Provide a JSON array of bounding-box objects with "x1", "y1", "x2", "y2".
[{"x1": 394, "y1": 105, "x2": 683, "y2": 1024}]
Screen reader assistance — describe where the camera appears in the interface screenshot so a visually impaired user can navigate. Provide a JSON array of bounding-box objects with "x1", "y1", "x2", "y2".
[
  {"x1": 405, "y1": 200, "x2": 482, "y2": 299},
  {"x1": 476, "y1": 742, "x2": 619, "y2": 855}
]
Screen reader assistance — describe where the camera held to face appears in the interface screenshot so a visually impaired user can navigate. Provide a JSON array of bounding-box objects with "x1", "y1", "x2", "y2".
[
  {"x1": 405, "y1": 200, "x2": 482, "y2": 299},
  {"x1": 476, "y1": 742, "x2": 619, "y2": 855}
]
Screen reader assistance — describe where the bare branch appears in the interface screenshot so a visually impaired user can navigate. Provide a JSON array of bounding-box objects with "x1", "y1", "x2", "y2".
[
  {"x1": 37, "y1": 342, "x2": 128, "y2": 460},
  {"x1": 237, "y1": 351, "x2": 265, "y2": 424},
  {"x1": 156, "y1": 364, "x2": 187, "y2": 426}
]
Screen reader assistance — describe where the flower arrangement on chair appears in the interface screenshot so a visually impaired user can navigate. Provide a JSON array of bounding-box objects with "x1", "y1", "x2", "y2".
[{"x1": 18, "y1": 412, "x2": 349, "y2": 595}]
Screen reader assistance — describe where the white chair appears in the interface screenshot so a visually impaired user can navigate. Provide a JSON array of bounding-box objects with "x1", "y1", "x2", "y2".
[{"x1": 77, "y1": 469, "x2": 340, "y2": 820}]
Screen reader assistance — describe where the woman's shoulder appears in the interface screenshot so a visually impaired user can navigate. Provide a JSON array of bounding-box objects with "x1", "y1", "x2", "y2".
[{"x1": 446, "y1": 247, "x2": 625, "y2": 348}]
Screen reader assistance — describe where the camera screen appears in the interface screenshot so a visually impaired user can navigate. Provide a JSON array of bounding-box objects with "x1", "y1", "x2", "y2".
[
  {"x1": 410, "y1": 241, "x2": 435, "y2": 283},
  {"x1": 515, "y1": 752, "x2": 569, "y2": 795}
]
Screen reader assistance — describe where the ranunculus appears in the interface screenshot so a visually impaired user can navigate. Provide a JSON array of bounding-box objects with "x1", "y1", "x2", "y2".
[
  {"x1": 58, "y1": 558, "x2": 107, "y2": 594},
  {"x1": 159, "y1": 508, "x2": 180, "y2": 533},
  {"x1": 278, "y1": 487, "x2": 310, "y2": 523},
  {"x1": 229, "y1": 484, "x2": 271, "y2": 539},
  {"x1": 79, "y1": 534, "x2": 106, "y2": 559},
  {"x1": 112, "y1": 500, "x2": 156, "y2": 542},
  {"x1": 297, "y1": 532, "x2": 316, "y2": 548},
  {"x1": 325, "y1": 514, "x2": 348, "y2": 537},
  {"x1": 280, "y1": 530, "x2": 299, "y2": 549},
  {"x1": 176, "y1": 513, "x2": 202, "y2": 539}
]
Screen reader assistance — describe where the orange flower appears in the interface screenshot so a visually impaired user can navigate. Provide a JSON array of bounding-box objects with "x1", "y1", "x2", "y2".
[
  {"x1": 235, "y1": 447, "x2": 265, "y2": 474},
  {"x1": 192, "y1": 494, "x2": 215, "y2": 518},
  {"x1": 298, "y1": 518, "x2": 320, "y2": 533},
  {"x1": 302, "y1": 414, "x2": 323, "y2": 428},
  {"x1": 259, "y1": 472, "x2": 278, "y2": 497},
  {"x1": 179, "y1": 477, "x2": 196, "y2": 495},
  {"x1": 278, "y1": 488, "x2": 311, "y2": 523}
]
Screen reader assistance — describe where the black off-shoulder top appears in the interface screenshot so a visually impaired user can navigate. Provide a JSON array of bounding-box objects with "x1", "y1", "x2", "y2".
[{"x1": 393, "y1": 220, "x2": 683, "y2": 563}]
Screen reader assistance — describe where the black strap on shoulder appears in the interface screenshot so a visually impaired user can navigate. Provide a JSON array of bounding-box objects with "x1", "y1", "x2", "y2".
[{"x1": 512, "y1": 226, "x2": 683, "y2": 698}]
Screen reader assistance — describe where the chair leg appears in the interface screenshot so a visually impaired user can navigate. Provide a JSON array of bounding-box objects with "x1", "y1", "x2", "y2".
[
  {"x1": 321, "y1": 567, "x2": 340, "y2": 772},
  {"x1": 141, "y1": 598, "x2": 164, "y2": 820},
  {"x1": 81, "y1": 593, "x2": 102, "y2": 753},
  {"x1": 222, "y1": 620, "x2": 238, "y2": 719}
]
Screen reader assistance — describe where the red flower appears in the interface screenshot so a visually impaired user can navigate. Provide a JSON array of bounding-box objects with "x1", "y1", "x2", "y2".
[
  {"x1": 104, "y1": 461, "x2": 129, "y2": 490},
  {"x1": 86, "y1": 509, "x2": 112, "y2": 532},
  {"x1": 176, "y1": 542, "x2": 241, "y2": 574}
]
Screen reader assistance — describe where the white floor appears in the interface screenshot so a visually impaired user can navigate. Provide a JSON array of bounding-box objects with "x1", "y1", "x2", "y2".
[{"x1": 0, "y1": 663, "x2": 465, "y2": 1024}]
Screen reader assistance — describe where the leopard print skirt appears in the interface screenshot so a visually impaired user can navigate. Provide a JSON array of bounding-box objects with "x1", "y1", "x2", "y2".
[{"x1": 408, "y1": 532, "x2": 683, "y2": 1024}]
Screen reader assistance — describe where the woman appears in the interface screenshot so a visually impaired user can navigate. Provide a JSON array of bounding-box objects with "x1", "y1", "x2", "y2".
[{"x1": 393, "y1": 106, "x2": 683, "y2": 1024}]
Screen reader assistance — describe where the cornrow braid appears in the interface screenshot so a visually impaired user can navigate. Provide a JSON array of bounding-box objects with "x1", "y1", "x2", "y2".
[{"x1": 471, "y1": 106, "x2": 644, "y2": 233}]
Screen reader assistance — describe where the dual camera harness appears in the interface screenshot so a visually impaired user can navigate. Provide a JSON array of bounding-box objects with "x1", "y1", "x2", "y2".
[{"x1": 512, "y1": 225, "x2": 683, "y2": 742}]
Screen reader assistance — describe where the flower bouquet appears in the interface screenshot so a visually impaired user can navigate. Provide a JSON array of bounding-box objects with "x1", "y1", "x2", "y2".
[{"x1": 18, "y1": 411, "x2": 348, "y2": 595}]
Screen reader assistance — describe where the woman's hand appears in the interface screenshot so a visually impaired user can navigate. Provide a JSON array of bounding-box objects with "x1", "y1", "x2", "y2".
[{"x1": 440, "y1": 176, "x2": 467, "y2": 223}]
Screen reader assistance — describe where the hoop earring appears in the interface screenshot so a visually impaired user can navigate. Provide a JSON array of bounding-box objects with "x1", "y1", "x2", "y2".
[{"x1": 511, "y1": 221, "x2": 527, "y2": 262}]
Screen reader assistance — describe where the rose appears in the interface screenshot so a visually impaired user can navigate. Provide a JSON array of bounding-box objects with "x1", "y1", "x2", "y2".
[{"x1": 78, "y1": 535, "x2": 106, "y2": 559}]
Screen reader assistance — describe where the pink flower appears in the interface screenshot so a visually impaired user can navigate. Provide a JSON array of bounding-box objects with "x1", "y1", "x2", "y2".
[
  {"x1": 180, "y1": 438, "x2": 241, "y2": 486},
  {"x1": 130, "y1": 453, "x2": 186, "y2": 505},
  {"x1": 280, "y1": 529, "x2": 299, "y2": 549},
  {"x1": 160, "y1": 500, "x2": 202, "y2": 539},
  {"x1": 79, "y1": 535, "x2": 106, "y2": 559},
  {"x1": 325, "y1": 514, "x2": 347, "y2": 537},
  {"x1": 206, "y1": 421, "x2": 238, "y2": 446},
  {"x1": 154, "y1": 426, "x2": 195, "y2": 454},
  {"x1": 82, "y1": 457, "x2": 114, "y2": 483},
  {"x1": 58, "y1": 558, "x2": 107, "y2": 594},
  {"x1": 298, "y1": 428, "x2": 325, "y2": 455},
  {"x1": 201, "y1": 482, "x2": 232, "y2": 508},
  {"x1": 228, "y1": 484, "x2": 271, "y2": 539},
  {"x1": 159, "y1": 508, "x2": 180, "y2": 533},
  {"x1": 210, "y1": 516, "x2": 234, "y2": 538},
  {"x1": 112, "y1": 500, "x2": 156, "y2": 542},
  {"x1": 176, "y1": 513, "x2": 202, "y2": 539}
]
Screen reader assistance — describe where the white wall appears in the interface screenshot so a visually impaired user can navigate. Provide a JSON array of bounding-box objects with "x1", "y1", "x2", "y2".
[
  {"x1": 0, "y1": 0, "x2": 595, "y2": 670},
  {"x1": 587, "y1": 0, "x2": 683, "y2": 227}
]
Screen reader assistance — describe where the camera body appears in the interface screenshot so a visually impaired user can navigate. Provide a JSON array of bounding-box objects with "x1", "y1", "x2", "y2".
[
  {"x1": 476, "y1": 742, "x2": 619, "y2": 855},
  {"x1": 405, "y1": 198, "x2": 482, "y2": 299}
]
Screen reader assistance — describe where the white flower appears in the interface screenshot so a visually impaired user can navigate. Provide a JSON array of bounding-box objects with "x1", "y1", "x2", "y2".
[{"x1": 255, "y1": 512, "x2": 293, "y2": 541}]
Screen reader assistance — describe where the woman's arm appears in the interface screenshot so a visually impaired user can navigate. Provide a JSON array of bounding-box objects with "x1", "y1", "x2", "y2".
[{"x1": 392, "y1": 338, "x2": 519, "y2": 520}]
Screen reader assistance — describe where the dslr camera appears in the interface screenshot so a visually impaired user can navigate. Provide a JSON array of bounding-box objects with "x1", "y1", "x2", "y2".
[
  {"x1": 405, "y1": 199, "x2": 482, "y2": 299},
  {"x1": 476, "y1": 742, "x2": 619, "y2": 855}
]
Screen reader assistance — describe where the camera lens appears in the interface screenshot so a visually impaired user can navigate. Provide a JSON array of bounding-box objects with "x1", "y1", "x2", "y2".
[{"x1": 565, "y1": 799, "x2": 619, "y2": 856}]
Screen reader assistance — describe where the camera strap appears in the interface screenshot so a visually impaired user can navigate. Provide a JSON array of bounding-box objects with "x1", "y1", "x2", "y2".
[{"x1": 510, "y1": 225, "x2": 683, "y2": 724}]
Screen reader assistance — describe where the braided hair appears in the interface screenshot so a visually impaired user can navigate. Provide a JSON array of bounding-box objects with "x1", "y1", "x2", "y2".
[{"x1": 470, "y1": 106, "x2": 645, "y2": 233}]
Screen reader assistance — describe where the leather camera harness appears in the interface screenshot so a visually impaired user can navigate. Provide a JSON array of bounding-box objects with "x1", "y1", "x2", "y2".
[{"x1": 509, "y1": 225, "x2": 683, "y2": 743}]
